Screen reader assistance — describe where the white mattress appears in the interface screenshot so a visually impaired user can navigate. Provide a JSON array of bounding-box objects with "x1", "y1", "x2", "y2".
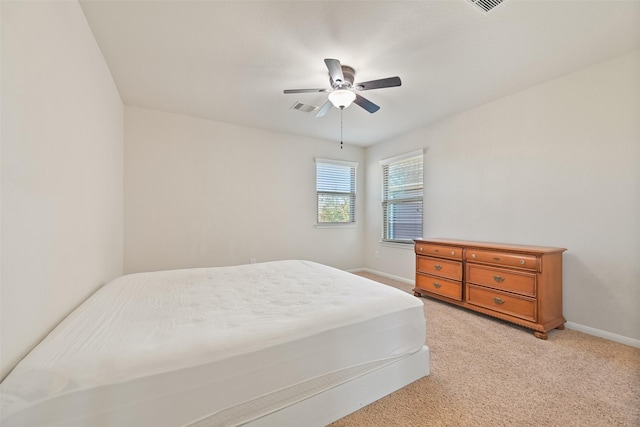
[{"x1": 0, "y1": 260, "x2": 427, "y2": 426}]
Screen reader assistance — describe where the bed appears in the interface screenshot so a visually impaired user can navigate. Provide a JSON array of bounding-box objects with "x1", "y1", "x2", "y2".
[{"x1": 0, "y1": 260, "x2": 429, "y2": 426}]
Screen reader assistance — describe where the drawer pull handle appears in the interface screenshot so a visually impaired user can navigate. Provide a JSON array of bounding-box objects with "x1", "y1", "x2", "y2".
[
  {"x1": 493, "y1": 257, "x2": 501, "y2": 261},
  {"x1": 434, "y1": 265, "x2": 442, "y2": 271},
  {"x1": 434, "y1": 249, "x2": 440, "y2": 253},
  {"x1": 471, "y1": 254, "x2": 476, "y2": 258},
  {"x1": 493, "y1": 297, "x2": 505, "y2": 305},
  {"x1": 450, "y1": 251, "x2": 455, "y2": 255},
  {"x1": 419, "y1": 247, "x2": 423, "y2": 251},
  {"x1": 493, "y1": 275, "x2": 505, "y2": 283},
  {"x1": 520, "y1": 260, "x2": 525, "y2": 265},
  {"x1": 433, "y1": 282, "x2": 442, "y2": 289}
]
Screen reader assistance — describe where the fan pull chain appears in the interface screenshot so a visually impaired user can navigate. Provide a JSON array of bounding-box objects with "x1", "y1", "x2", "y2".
[{"x1": 340, "y1": 107, "x2": 344, "y2": 149}]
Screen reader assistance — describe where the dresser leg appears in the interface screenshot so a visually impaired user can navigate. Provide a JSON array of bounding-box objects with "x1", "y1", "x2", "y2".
[
  {"x1": 556, "y1": 324, "x2": 565, "y2": 330},
  {"x1": 413, "y1": 290, "x2": 422, "y2": 297},
  {"x1": 533, "y1": 331, "x2": 548, "y2": 340}
]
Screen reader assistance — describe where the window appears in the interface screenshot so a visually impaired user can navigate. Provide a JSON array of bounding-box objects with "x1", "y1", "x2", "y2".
[
  {"x1": 316, "y1": 158, "x2": 357, "y2": 224},
  {"x1": 381, "y1": 149, "x2": 424, "y2": 243}
]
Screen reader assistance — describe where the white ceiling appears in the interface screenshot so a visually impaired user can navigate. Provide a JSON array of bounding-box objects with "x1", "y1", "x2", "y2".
[{"x1": 79, "y1": 0, "x2": 640, "y2": 147}]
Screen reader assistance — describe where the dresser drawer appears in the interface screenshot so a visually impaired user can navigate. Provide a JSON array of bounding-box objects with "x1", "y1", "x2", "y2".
[
  {"x1": 417, "y1": 256, "x2": 462, "y2": 281},
  {"x1": 466, "y1": 284, "x2": 536, "y2": 322},
  {"x1": 465, "y1": 249, "x2": 538, "y2": 271},
  {"x1": 466, "y1": 264, "x2": 536, "y2": 297},
  {"x1": 415, "y1": 243, "x2": 463, "y2": 260},
  {"x1": 416, "y1": 274, "x2": 462, "y2": 301}
]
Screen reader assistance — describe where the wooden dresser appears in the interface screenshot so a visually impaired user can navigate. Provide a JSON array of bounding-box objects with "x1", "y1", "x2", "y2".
[{"x1": 414, "y1": 238, "x2": 566, "y2": 339}]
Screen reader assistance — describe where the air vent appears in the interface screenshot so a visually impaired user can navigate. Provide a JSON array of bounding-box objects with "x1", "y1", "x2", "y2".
[
  {"x1": 468, "y1": 0, "x2": 505, "y2": 13},
  {"x1": 291, "y1": 102, "x2": 318, "y2": 113}
]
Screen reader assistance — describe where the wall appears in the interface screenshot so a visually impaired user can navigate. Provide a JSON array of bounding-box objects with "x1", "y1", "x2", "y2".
[
  {"x1": 365, "y1": 50, "x2": 640, "y2": 344},
  {"x1": 124, "y1": 106, "x2": 365, "y2": 274},
  {"x1": 1, "y1": 1, "x2": 123, "y2": 379}
]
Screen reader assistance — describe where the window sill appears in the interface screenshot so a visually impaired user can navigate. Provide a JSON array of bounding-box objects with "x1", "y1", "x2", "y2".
[
  {"x1": 315, "y1": 223, "x2": 357, "y2": 229},
  {"x1": 379, "y1": 240, "x2": 415, "y2": 250}
]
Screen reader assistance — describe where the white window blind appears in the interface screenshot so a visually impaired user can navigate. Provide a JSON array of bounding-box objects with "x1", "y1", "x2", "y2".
[
  {"x1": 316, "y1": 158, "x2": 357, "y2": 224},
  {"x1": 381, "y1": 149, "x2": 423, "y2": 243}
]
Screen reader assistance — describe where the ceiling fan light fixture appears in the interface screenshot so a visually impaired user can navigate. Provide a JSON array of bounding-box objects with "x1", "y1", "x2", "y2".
[{"x1": 328, "y1": 90, "x2": 356, "y2": 109}]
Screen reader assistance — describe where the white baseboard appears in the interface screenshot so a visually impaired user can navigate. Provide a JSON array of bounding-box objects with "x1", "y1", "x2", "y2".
[
  {"x1": 349, "y1": 268, "x2": 640, "y2": 349},
  {"x1": 565, "y1": 322, "x2": 640, "y2": 348},
  {"x1": 348, "y1": 268, "x2": 414, "y2": 285}
]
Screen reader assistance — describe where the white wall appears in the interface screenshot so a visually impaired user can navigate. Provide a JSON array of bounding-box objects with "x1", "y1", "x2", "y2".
[
  {"x1": 124, "y1": 106, "x2": 365, "y2": 274},
  {"x1": 1, "y1": 1, "x2": 123, "y2": 379},
  {"x1": 365, "y1": 50, "x2": 640, "y2": 343}
]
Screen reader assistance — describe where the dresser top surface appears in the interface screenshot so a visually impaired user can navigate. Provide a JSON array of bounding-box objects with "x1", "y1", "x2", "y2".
[{"x1": 414, "y1": 238, "x2": 566, "y2": 254}]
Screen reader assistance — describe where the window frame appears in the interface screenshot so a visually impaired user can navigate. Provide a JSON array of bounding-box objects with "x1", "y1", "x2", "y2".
[
  {"x1": 380, "y1": 149, "x2": 424, "y2": 244},
  {"x1": 315, "y1": 158, "x2": 358, "y2": 226}
]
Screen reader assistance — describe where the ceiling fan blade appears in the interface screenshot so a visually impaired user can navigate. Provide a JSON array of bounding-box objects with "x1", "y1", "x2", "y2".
[
  {"x1": 354, "y1": 94, "x2": 380, "y2": 113},
  {"x1": 354, "y1": 76, "x2": 402, "y2": 91},
  {"x1": 324, "y1": 58, "x2": 345, "y2": 84},
  {"x1": 315, "y1": 100, "x2": 332, "y2": 118},
  {"x1": 284, "y1": 88, "x2": 328, "y2": 94}
]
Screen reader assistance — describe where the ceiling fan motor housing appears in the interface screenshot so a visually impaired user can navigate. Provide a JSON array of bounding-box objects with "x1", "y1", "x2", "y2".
[{"x1": 331, "y1": 65, "x2": 356, "y2": 88}]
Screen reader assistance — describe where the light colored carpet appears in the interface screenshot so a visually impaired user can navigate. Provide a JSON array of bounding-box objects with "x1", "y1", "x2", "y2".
[{"x1": 330, "y1": 272, "x2": 640, "y2": 427}]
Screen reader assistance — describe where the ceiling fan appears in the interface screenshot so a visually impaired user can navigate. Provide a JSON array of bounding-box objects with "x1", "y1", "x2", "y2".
[{"x1": 284, "y1": 58, "x2": 401, "y2": 117}]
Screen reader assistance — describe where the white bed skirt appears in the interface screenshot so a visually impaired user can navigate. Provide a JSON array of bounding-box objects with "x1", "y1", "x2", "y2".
[{"x1": 219, "y1": 346, "x2": 429, "y2": 427}]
